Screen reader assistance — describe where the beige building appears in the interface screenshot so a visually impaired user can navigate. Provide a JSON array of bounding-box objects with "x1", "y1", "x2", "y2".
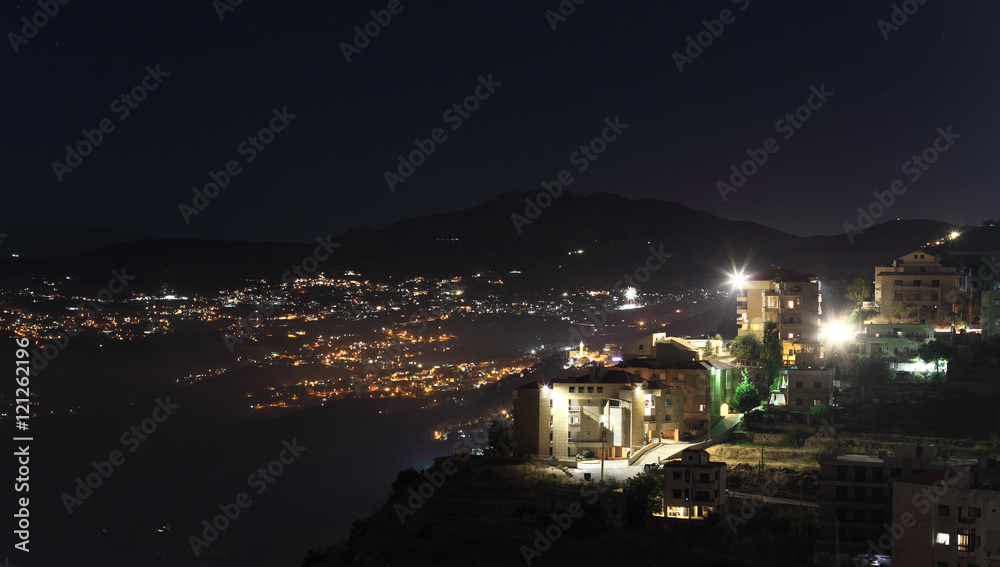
[
  {"x1": 874, "y1": 250, "x2": 964, "y2": 322},
  {"x1": 890, "y1": 456, "x2": 1000, "y2": 567},
  {"x1": 662, "y1": 449, "x2": 728, "y2": 519},
  {"x1": 784, "y1": 368, "x2": 834, "y2": 411},
  {"x1": 511, "y1": 368, "x2": 683, "y2": 459},
  {"x1": 735, "y1": 267, "x2": 822, "y2": 365}
]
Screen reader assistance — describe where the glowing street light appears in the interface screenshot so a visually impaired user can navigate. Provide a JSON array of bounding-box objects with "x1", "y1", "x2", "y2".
[{"x1": 949, "y1": 231, "x2": 960, "y2": 240}]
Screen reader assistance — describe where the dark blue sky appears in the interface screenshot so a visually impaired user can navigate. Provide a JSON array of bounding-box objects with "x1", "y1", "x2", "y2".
[{"x1": 4, "y1": 1, "x2": 999, "y2": 242}]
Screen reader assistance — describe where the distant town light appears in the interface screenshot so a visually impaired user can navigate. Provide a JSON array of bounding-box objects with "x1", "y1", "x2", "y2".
[{"x1": 948, "y1": 231, "x2": 960, "y2": 240}]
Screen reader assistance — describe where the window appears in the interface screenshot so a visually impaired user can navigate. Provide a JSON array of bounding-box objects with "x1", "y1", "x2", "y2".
[
  {"x1": 665, "y1": 415, "x2": 671, "y2": 422},
  {"x1": 957, "y1": 528, "x2": 976, "y2": 552},
  {"x1": 664, "y1": 399, "x2": 672, "y2": 407},
  {"x1": 873, "y1": 488, "x2": 884, "y2": 502},
  {"x1": 913, "y1": 280, "x2": 920, "y2": 286},
  {"x1": 796, "y1": 398, "x2": 803, "y2": 406},
  {"x1": 836, "y1": 486, "x2": 848, "y2": 500},
  {"x1": 837, "y1": 466, "x2": 848, "y2": 480},
  {"x1": 873, "y1": 468, "x2": 884, "y2": 482},
  {"x1": 837, "y1": 508, "x2": 847, "y2": 521},
  {"x1": 854, "y1": 509, "x2": 865, "y2": 522},
  {"x1": 936, "y1": 562, "x2": 948, "y2": 567},
  {"x1": 672, "y1": 471, "x2": 682, "y2": 480},
  {"x1": 569, "y1": 387, "x2": 575, "y2": 393},
  {"x1": 968, "y1": 506, "x2": 982, "y2": 518},
  {"x1": 814, "y1": 381, "x2": 821, "y2": 389},
  {"x1": 596, "y1": 387, "x2": 603, "y2": 393},
  {"x1": 699, "y1": 404, "x2": 705, "y2": 412},
  {"x1": 939, "y1": 504, "x2": 950, "y2": 516},
  {"x1": 854, "y1": 487, "x2": 865, "y2": 500},
  {"x1": 932, "y1": 279, "x2": 940, "y2": 287},
  {"x1": 872, "y1": 510, "x2": 884, "y2": 523},
  {"x1": 914, "y1": 293, "x2": 922, "y2": 301},
  {"x1": 788, "y1": 333, "x2": 794, "y2": 339},
  {"x1": 699, "y1": 473, "x2": 710, "y2": 483},
  {"x1": 550, "y1": 399, "x2": 553, "y2": 408},
  {"x1": 813, "y1": 399, "x2": 822, "y2": 405},
  {"x1": 796, "y1": 381, "x2": 804, "y2": 388},
  {"x1": 895, "y1": 280, "x2": 903, "y2": 286},
  {"x1": 568, "y1": 416, "x2": 580, "y2": 425},
  {"x1": 587, "y1": 387, "x2": 594, "y2": 393},
  {"x1": 855, "y1": 468, "x2": 866, "y2": 482},
  {"x1": 788, "y1": 300, "x2": 795, "y2": 308},
  {"x1": 672, "y1": 489, "x2": 681, "y2": 499},
  {"x1": 936, "y1": 532, "x2": 950, "y2": 545}
]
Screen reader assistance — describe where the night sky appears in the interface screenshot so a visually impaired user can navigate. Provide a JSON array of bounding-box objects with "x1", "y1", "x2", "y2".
[{"x1": 4, "y1": 1, "x2": 999, "y2": 243}]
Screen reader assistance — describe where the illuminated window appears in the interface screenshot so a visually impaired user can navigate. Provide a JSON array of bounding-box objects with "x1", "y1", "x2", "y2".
[
  {"x1": 788, "y1": 333, "x2": 794, "y2": 339},
  {"x1": 957, "y1": 528, "x2": 977, "y2": 552},
  {"x1": 699, "y1": 404, "x2": 705, "y2": 412},
  {"x1": 935, "y1": 532, "x2": 950, "y2": 545},
  {"x1": 788, "y1": 300, "x2": 795, "y2": 308}
]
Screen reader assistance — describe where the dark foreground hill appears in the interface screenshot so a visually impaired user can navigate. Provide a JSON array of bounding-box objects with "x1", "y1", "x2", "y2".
[{"x1": 301, "y1": 456, "x2": 816, "y2": 567}]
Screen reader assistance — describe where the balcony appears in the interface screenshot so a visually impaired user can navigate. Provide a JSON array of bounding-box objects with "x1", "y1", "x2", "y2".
[{"x1": 567, "y1": 406, "x2": 581, "y2": 412}]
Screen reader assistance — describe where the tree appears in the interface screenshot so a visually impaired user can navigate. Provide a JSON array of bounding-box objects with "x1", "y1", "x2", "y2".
[
  {"x1": 846, "y1": 277, "x2": 873, "y2": 308},
  {"x1": 809, "y1": 403, "x2": 831, "y2": 421},
  {"x1": 849, "y1": 353, "x2": 893, "y2": 397},
  {"x1": 917, "y1": 337, "x2": 952, "y2": 374},
  {"x1": 487, "y1": 419, "x2": 512, "y2": 455},
  {"x1": 893, "y1": 301, "x2": 919, "y2": 323},
  {"x1": 733, "y1": 380, "x2": 763, "y2": 412},
  {"x1": 730, "y1": 332, "x2": 762, "y2": 364},
  {"x1": 623, "y1": 466, "x2": 663, "y2": 528},
  {"x1": 761, "y1": 320, "x2": 782, "y2": 381}
]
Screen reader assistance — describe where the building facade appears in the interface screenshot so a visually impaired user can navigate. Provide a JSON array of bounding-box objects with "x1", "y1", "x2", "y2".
[
  {"x1": 874, "y1": 251, "x2": 964, "y2": 322},
  {"x1": 784, "y1": 368, "x2": 835, "y2": 412},
  {"x1": 735, "y1": 267, "x2": 822, "y2": 365},
  {"x1": 511, "y1": 368, "x2": 681, "y2": 459},
  {"x1": 890, "y1": 456, "x2": 1000, "y2": 567},
  {"x1": 814, "y1": 444, "x2": 963, "y2": 564},
  {"x1": 662, "y1": 449, "x2": 728, "y2": 519}
]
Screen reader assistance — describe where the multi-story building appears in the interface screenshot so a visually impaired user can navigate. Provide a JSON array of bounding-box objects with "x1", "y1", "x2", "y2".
[
  {"x1": 784, "y1": 368, "x2": 834, "y2": 412},
  {"x1": 983, "y1": 289, "x2": 1000, "y2": 340},
  {"x1": 735, "y1": 267, "x2": 822, "y2": 365},
  {"x1": 890, "y1": 456, "x2": 1000, "y2": 567},
  {"x1": 511, "y1": 368, "x2": 682, "y2": 459},
  {"x1": 852, "y1": 323, "x2": 937, "y2": 358},
  {"x1": 662, "y1": 449, "x2": 728, "y2": 519},
  {"x1": 874, "y1": 251, "x2": 964, "y2": 322},
  {"x1": 620, "y1": 334, "x2": 739, "y2": 439},
  {"x1": 814, "y1": 444, "x2": 970, "y2": 565}
]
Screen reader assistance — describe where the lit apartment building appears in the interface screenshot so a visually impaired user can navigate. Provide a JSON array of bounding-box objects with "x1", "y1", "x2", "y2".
[
  {"x1": 735, "y1": 268, "x2": 822, "y2": 365},
  {"x1": 662, "y1": 449, "x2": 728, "y2": 519},
  {"x1": 511, "y1": 368, "x2": 682, "y2": 459},
  {"x1": 814, "y1": 444, "x2": 971, "y2": 565},
  {"x1": 874, "y1": 251, "x2": 964, "y2": 322},
  {"x1": 619, "y1": 334, "x2": 739, "y2": 439},
  {"x1": 851, "y1": 323, "x2": 937, "y2": 358},
  {"x1": 890, "y1": 456, "x2": 1000, "y2": 567}
]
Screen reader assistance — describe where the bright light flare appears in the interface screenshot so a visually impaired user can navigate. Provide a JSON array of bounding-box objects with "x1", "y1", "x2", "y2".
[
  {"x1": 624, "y1": 286, "x2": 638, "y2": 302},
  {"x1": 730, "y1": 271, "x2": 746, "y2": 287},
  {"x1": 949, "y1": 231, "x2": 960, "y2": 240},
  {"x1": 822, "y1": 323, "x2": 854, "y2": 342}
]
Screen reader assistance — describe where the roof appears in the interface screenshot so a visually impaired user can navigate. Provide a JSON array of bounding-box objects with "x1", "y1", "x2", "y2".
[
  {"x1": 514, "y1": 368, "x2": 657, "y2": 390},
  {"x1": 746, "y1": 267, "x2": 817, "y2": 282},
  {"x1": 898, "y1": 465, "x2": 969, "y2": 486}
]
